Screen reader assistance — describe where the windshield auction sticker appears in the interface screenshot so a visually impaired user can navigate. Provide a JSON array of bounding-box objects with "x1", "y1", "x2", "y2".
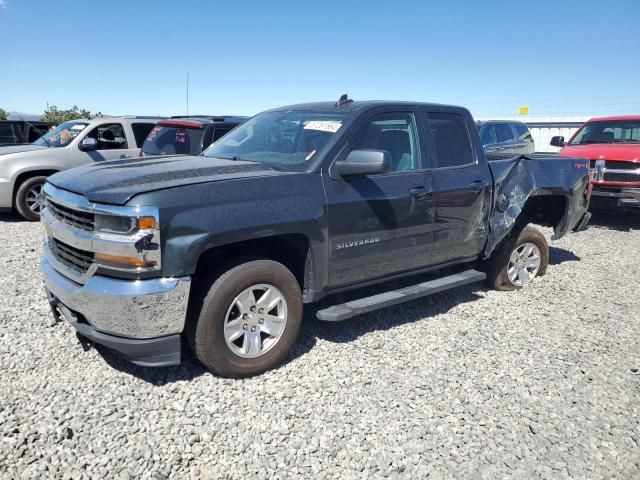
[{"x1": 303, "y1": 120, "x2": 342, "y2": 133}]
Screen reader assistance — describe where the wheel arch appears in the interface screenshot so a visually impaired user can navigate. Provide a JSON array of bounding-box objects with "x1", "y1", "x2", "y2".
[{"x1": 12, "y1": 169, "x2": 59, "y2": 206}]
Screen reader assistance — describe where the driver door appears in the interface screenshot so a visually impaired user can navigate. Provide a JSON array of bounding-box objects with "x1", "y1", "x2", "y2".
[
  {"x1": 75, "y1": 123, "x2": 139, "y2": 165},
  {"x1": 323, "y1": 108, "x2": 435, "y2": 288}
]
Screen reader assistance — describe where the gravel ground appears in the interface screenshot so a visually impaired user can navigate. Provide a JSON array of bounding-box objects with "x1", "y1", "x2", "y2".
[{"x1": 1, "y1": 212, "x2": 639, "y2": 479}]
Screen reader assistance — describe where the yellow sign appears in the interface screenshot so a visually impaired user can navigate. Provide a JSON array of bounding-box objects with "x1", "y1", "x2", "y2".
[{"x1": 518, "y1": 106, "x2": 529, "y2": 115}]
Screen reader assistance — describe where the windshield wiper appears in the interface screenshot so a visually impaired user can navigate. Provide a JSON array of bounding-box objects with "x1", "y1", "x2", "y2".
[{"x1": 207, "y1": 154, "x2": 254, "y2": 162}]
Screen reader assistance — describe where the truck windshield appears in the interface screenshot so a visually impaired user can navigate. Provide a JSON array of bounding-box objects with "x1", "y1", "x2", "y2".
[
  {"x1": 570, "y1": 120, "x2": 640, "y2": 145},
  {"x1": 142, "y1": 125, "x2": 204, "y2": 156},
  {"x1": 202, "y1": 111, "x2": 347, "y2": 167},
  {"x1": 33, "y1": 121, "x2": 88, "y2": 147}
]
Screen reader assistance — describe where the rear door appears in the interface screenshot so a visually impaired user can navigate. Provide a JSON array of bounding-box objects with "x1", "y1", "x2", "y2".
[
  {"x1": 423, "y1": 109, "x2": 492, "y2": 264},
  {"x1": 324, "y1": 107, "x2": 436, "y2": 287}
]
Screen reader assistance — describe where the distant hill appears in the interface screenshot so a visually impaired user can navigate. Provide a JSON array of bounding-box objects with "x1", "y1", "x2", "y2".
[{"x1": 7, "y1": 111, "x2": 42, "y2": 121}]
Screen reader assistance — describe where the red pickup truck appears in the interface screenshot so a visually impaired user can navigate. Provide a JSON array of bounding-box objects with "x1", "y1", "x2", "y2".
[{"x1": 551, "y1": 116, "x2": 640, "y2": 211}]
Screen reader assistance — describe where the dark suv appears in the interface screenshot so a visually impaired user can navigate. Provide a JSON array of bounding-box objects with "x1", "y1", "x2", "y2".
[
  {"x1": 141, "y1": 116, "x2": 247, "y2": 156},
  {"x1": 477, "y1": 120, "x2": 535, "y2": 155},
  {"x1": 0, "y1": 120, "x2": 54, "y2": 146}
]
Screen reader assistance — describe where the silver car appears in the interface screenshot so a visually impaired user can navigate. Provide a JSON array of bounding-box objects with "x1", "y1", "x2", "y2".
[
  {"x1": 477, "y1": 120, "x2": 535, "y2": 156},
  {"x1": 0, "y1": 117, "x2": 161, "y2": 220}
]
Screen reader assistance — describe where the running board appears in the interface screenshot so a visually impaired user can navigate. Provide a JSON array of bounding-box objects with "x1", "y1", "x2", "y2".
[{"x1": 316, "y1": 269, "x2": 486, "y2": 322}]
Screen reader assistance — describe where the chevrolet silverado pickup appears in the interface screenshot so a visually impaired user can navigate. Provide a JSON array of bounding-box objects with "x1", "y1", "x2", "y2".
[
  {"x1": 552, "y1": 115, "x2": 640, "y2": 211},
  {"x1": 40, "y1": 97, "x2": 592, "y2": 377}
]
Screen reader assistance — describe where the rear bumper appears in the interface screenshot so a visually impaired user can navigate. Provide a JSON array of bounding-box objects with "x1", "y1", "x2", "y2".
[{"x1": 573, "y1": 211, "x2": 592, "y2": 232}]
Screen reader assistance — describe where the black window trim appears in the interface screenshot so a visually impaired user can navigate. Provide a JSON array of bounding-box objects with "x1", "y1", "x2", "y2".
[{"x1": 425, "y1": 110, "x2": 478, "y2": 171}]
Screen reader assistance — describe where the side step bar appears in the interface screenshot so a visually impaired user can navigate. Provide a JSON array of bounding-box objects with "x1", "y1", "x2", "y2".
[{"x1": 316, "y1": 269, "x2": 486, "y2": 322}]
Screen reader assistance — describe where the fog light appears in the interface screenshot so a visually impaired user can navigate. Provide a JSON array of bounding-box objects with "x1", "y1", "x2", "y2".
[{"x1": 95, "y1": 252, "x2": 156, "y2": 269}]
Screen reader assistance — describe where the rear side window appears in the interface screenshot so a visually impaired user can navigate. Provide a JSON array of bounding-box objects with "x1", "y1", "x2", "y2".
[
  {"x1": 28, "y1": 125, "x2": 48, "y2": 143},
  {"x1": 494, "y1": 124, "x2": 514, "y2": 143},
  {"x1": 513, "y1": 123, "x2": 530, "y2": 139},
  {"x1": 0, "y1": 124, "x2": 17, "y2": 144},
  {"x1": 481, "y1": 125, "x2": 497, "y2": 145},
  {"x1": 131, "y1": 123, "x2": 156, "y2": 147},
  {"x1": 212, "y1": 126, "x2": 231, "y2": 142},
  {"x1": 429, "y1": 113, "x2": 474, "y2": 168},
  {"x1": 142, "y1": 126, "x2": 204, "y2": 155}
]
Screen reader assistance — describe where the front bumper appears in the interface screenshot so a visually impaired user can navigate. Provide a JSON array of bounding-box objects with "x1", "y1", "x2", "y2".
[
  {"x1": 591, "y1": 186, "x2": 640, "y2": 209},
  {"x1": 47, "y1": 294, "x2": 182, "y2": 367},
  {"x1": 42, "y1": 256, "x2": 191, "y2": 366}
]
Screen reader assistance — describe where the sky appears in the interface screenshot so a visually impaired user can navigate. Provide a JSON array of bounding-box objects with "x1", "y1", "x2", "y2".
[{"x1": 1, "y1": 0, "x2": 639, "y2": 120}]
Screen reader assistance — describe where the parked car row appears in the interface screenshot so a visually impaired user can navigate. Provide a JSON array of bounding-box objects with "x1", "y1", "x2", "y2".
[
  {"x1": 36, "y1": 95, "x2": 592, "y2": 377},
  {"x1": 0, "y1": 115, "x2": 246, "y2": 220}
]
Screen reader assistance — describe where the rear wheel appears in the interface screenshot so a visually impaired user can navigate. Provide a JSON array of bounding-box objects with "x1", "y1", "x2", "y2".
[
  {"x1": 15, "y1": 176, "x2": 47, "y2": 221},
  {"x1": 484, "y1": 226, "x2": 549, "y2": 291},
  {"x1": 187, "y1": 259, "x2": 302, "y2": 378}
]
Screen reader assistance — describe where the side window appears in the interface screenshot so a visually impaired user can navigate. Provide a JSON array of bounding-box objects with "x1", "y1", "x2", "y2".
[
  {"x1": 85, "y1": 123, "x2": 128, "y2": 150},
  {"x1": 494, "y1": 123, "x2": 515, "y2": 143},
  {"x1": 429, "y1": 112, "x2": 475, "y2": 168},
  {"x1": 513, "y1": 123, "x2": 531, "y2": 140},
  {"x1": 481, "y1": 125, "x2": 497, "y2": 145},
  {"x1": 28, "y1": 125, "x2": 48, "y2": 143},
  {"x1": 131, "y1": 123, "x2": 156, "y2": 147},
  {"x1": 0, "y1": 124, "x2": 17, "y2": 144},
  {"x1": 347, "y1": 112, "x2": 421, "y2": 172},
  {"x1": 212, "y1": 127, "x2": 231, "y2": 142}
]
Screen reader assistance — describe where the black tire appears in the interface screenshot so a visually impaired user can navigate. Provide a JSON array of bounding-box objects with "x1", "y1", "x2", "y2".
[
  {"x1": 15, "y1": 176, "x2": 47, "y2": 221},
  {"x1": 187, "y1": 259, "x2": 302, "y2": 378},
  {"x1": 484, "y1": 226, "x2": 549, "y2": 291}
]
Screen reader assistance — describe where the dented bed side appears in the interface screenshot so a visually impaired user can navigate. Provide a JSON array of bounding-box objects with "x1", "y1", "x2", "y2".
[{"x1": 485, "y1": 154, "x2": 591, "y2": 256}]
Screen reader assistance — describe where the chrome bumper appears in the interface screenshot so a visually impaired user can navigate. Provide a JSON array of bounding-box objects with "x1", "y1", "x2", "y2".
[
  {"x1": 592, "y1": 187, "x2": 640, "y2": 208},
  {"x1": 42, "y1": 256, "x2": 191, "y2": 339}
]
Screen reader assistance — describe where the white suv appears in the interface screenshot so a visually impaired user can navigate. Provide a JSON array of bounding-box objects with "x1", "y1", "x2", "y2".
[{"x1": 0, "y1": 117, "x2": 161, "y2": 220}]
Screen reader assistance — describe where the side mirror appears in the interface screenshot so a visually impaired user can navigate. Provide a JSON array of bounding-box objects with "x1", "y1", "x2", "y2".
[
  {"x1": 335, "y1": 150, "x2": 391, "y2": 177},
  {"x1": 550, "y1": 136, "x2": 565, "y2": 147},
  {"x1": 79, "y1": 137, "x2": 99, "y2": 151}
]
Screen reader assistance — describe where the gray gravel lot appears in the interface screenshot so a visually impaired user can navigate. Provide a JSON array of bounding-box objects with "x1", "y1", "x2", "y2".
[{"x1": 1, "y1": 212, "x2": 639, "y2": 479}]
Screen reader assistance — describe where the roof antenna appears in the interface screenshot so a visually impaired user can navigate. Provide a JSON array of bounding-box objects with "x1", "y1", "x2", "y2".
[{"x1": 335, "y1": 93, "x2": 353, "y2": 108}]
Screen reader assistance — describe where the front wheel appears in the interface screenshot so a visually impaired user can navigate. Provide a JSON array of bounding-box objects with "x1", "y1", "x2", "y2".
[
  {"x1": 484, "y1": 226, "x2": 549, "y2": 291},
  {"x1": 15, "y1": 176, "x2": 47, "y2": 221},
  {"x1": 187, "y1": 259, "x2": 302, "y2": 378}
]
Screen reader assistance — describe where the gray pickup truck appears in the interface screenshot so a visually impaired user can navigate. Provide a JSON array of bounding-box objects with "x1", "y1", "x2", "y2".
[
  {"x1": 0, "y1": 117, "x2": 161, "y2": 220},
  {"x1": 40, "y1": 97, "x2": 592, "y2": 377}
]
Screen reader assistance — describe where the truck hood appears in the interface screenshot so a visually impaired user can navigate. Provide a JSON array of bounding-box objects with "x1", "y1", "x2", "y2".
[
  {"x1": 0, "y1": 144, "x2": 50, "y2": 156},
  {"x1": 559, "y1": 143, "x2": 640, "y2": 162},
  {"x1": 47, "y1": 155, "x2": 289, "y2": 205}
]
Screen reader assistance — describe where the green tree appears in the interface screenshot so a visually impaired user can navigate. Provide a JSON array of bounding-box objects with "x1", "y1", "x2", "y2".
[
  {"x1": 42, "y1": 105, "x2": 101, "y2": 124},
  {"x1": 0, "y1": 108, "x2": 7, "y2": 120}
]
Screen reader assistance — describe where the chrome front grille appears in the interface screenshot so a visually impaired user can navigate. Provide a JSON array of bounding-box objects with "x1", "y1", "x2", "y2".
[
  {"x1": 49, "y1": 238, "x2": 94, "y2": 274},
  {"x1": 591, "y1": 159, "x2": 640, "y2": 184},
  {"x1": 47, "y1": 200, "x2": 95, "y2": 231},
  {"x1": 603, "y1": 171, "x2": 640, "y2": 183}
]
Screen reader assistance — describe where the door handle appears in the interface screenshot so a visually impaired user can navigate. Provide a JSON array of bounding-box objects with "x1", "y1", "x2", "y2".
[
  {"x1": 469, "y1": 180, "x2": 488, "y2": 192},
  {"x1": 410, "y1": 186, "x2": 433, "y2": 198}
]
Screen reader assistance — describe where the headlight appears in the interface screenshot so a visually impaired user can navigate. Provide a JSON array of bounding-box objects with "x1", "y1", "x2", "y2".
[{"x1": 95, "y1": 214, "x2": 157, "y2": 234}]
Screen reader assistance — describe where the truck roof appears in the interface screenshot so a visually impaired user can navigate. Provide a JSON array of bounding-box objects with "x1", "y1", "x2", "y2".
[
  {"x1": 586, "y1": 115, "x2": 640, "y2": 122},
  {"x1": 268, "y1": 100, "x2": 467, "y2": 113}
]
